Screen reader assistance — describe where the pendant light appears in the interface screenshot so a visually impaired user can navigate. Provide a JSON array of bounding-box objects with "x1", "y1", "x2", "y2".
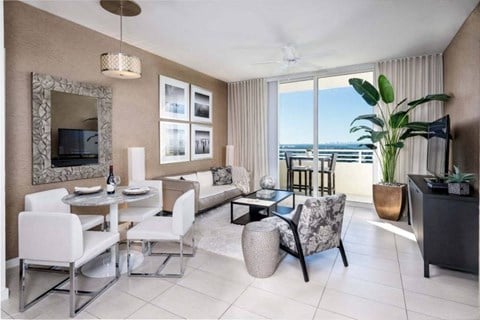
[{"x1": 100, "y1": 0, "x2": 142, "y2": 79}]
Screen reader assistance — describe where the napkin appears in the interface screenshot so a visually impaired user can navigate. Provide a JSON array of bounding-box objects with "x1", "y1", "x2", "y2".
[{"x1": 74, "y1": 185, "x2": 102, "y2": 193}]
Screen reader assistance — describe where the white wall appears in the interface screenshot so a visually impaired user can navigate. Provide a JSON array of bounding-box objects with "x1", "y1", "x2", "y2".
[{"x1": 1, "y1": 0, "x2": 8, "y2": 301}]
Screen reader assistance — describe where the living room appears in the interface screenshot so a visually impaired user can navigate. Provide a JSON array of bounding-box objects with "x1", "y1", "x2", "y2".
[{"x1": 1, "y1": 0, "x2": 480, "y2": 319}]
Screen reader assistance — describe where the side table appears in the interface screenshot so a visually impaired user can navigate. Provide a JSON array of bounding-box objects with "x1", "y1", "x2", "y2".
[{"x1": 241, "y1": 221, "x2": 280, "y2": 278}]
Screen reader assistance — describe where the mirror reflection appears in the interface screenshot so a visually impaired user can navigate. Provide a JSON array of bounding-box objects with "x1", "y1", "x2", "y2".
[{"x1": 50, "y1": 91, "x2": 99, "y2": 167}]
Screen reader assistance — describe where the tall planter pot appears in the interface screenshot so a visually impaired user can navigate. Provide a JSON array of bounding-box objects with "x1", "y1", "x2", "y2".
[{"x1": 372, "y1": 183, "x2": 407, "y2": 221}]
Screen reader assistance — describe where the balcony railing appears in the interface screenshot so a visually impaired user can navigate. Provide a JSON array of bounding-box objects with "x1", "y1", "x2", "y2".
[
  {"x1": 277, "y1": 146, "x2": 373, "y2": 202},
  {"x1": 278, "y1": 148, "x2": 373, "y2": 163}
]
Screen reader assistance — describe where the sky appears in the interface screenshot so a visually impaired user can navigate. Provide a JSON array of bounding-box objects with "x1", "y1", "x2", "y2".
[{"x1": 278, "y1": 86, "x2": 373, "y2": 145}]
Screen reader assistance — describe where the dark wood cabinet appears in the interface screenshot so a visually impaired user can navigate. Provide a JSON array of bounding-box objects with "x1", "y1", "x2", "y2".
[{"x1": 407, "y1": 175, "x2": 479, "y2": 277}]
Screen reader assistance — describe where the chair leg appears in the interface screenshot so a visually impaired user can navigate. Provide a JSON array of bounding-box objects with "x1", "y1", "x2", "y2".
[
  {"x1": 299, "y1": 171, "x2": 302, "y2": 192},
  {"x1": 308, "y1": 171, "x2": 312, "y2": 196},
  {"x1": 127, "y1": 240, "x2": 132, "y2": 276},
  {"x1": 298, "y1": 252, "x2": 309, "y2": 282},
  {"x1": 338, "y1": 240, "x2": 348, "y2": 267},
  {"x1": 115, "y1": 243, "x2": 120, "y2": 279},
  {"x1": 333, "y1": 173, "x2": 336, "y2": 194},
  {"x1": 69, "y1": 263, "x2": 76, "y2": 318},
  {"x1": 320, "y1": 172, "x2": 324, "y2": 196},
  {"x1": 291, "y1": 228, "x2": 309, "y2": 282},
  {"x1": 179, "y1": 236, "x2": 185, "y2": 275},
  {"x1": 19, "y1": 259, "x2": 26, "y2": 312},
  {"x1": 304, "y1": 171, "x2": 308, "y2": 195},
  {"x1": 328, "y1": 173, "x2": 332, "y2": 195}
]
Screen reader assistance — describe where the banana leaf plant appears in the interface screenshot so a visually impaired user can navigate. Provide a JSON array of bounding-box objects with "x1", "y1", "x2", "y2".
[{"x1": 349, "y1": 75, "x2": 450, "y2": 184}]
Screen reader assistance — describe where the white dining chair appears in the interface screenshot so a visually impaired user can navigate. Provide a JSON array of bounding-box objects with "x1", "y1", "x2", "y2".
[
  {"x1": 106, "y1": 180, "x2": 163, "y2": 225},
  {"x1": 126, "y1": 189, "x2": 195, "y2": 277},
  {"x1": 18, "y1": 211, "x2": 119, "y2": 317},
  {"x1": 25, "y1": 188, "x2": 105, "y2": 231}
]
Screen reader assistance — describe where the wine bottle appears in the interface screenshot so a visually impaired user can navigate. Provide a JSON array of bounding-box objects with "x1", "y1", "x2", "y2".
[{"x1": 106, "y1": 165, "x2": 115, "y2": 194}]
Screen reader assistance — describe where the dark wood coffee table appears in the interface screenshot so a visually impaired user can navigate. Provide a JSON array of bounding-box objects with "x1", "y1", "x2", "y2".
[{"x1": 230, "y1": 189, "x2": 295, "y2": 225}]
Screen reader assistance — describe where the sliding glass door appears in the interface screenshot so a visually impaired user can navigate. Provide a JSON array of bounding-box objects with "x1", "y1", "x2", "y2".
[
  {"x1": 278, "y1": 80, "x2": 313, "y2": 191},
  {"x1": 277, "y1": 71, "x2": 374, "y2": 202}
]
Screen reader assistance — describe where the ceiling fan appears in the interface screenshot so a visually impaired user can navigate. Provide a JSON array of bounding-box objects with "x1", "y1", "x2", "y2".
[{"x1": 254, "y1": 45, "x2": 319, "y2": 70}]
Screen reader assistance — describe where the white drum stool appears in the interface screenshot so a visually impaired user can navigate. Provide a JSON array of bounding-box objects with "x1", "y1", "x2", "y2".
[{"x1": 241, "y1": 221, "x2": 280, "y2": 278}]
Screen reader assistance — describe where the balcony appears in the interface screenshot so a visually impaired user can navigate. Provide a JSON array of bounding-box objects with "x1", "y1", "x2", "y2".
[{"x1": 278, "y1": 148, "x2": 373, "y2": 203}]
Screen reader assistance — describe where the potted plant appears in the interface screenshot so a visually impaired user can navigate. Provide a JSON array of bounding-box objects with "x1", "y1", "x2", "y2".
[
  {"x1": 349, "y1": 75, "x2": 450, "y2": 220},
  {"x1": 446, "y1": 166, "x2": 474, "y2": 195}
]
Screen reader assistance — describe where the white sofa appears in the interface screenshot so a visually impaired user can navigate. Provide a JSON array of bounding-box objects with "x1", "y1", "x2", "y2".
[{"x1": 158, "y1": 168, "x2": 250, "y2": 214}]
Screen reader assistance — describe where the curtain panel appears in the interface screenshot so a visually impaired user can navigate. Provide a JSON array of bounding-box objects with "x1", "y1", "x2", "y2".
[
  {"x1": 228, "y1": 79, "x2": 268, "y2": 189},
  {"x1": 375, "y1": 54, "x2": 444, "y2": 183}
]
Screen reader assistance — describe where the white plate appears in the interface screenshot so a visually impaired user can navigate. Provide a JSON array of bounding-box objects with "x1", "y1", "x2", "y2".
[
  {"x1": 122, "y1": 186, "x2": 150, "y2": 195},
  {"x1": 74, "y1": 186, "x2": 102, "y2": 195}
]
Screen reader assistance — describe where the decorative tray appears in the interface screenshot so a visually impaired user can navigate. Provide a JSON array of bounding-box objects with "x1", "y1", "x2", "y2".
[
  {"x1": 74, "y1": 186, "x2": 102, "y2": 195},
  {"x1": 256, "y1": 189, "x2": 276, "y2": 199},
  {"x1": 122, "y1": 186, "x2": 150, "y2": 195}
]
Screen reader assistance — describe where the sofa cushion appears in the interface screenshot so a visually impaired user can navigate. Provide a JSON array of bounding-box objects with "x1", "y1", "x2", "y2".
[
  {"x1": 224, "y1": 187, "x2": 242, "y2": 200},
  {"x1": 211, "y1": 166, "x2": 233, "y2": 185},
  {"x1": 197, "y1": 171, "x2": 213, "y2": 188},
  {"x1": 199, "y1": 185, "x2": 237, "y2": 199},
  {"x1": 198, "y1": 193, "x2": 226, "y2": 211}
]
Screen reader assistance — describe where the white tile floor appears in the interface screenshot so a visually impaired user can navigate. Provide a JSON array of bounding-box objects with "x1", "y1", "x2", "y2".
[{"x1": 2, "y1": 204, "x2": 479, "y2": 320}]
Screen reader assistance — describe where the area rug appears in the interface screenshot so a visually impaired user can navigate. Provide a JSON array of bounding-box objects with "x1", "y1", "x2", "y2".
[
  {"x1": 194, "y1": 204, "x2": 247, "y2": 260},
  {"x1": 193, "y1": 196, "x2": 300, "y2": 260}
]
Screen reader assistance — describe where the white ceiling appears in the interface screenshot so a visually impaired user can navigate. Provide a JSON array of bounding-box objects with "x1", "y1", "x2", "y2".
[{"x1": 23, "y1": 0, "x2": 479, "y2": 82}]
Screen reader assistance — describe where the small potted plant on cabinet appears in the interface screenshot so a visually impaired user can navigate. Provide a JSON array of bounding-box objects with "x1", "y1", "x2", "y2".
[{"x1": 446, "y1": 166, "x2": 475, "y2": 195}]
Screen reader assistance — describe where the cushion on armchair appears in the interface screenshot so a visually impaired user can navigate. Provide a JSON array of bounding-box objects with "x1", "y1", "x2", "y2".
[{"x1": 264, "y1": 194, "x2": 346, "y2": 256}]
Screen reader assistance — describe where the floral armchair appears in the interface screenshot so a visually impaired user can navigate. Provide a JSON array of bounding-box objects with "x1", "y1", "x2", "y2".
[{"x1": 263, "y1": 193, "x2": 348, "y2": 282}]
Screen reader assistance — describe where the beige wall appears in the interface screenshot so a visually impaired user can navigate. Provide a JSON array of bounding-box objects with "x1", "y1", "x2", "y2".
[
  {"x1": 444, "y1": 4, "x2": 480, "y2": 193},
  {"x1": 4, "y1": 2, "x2": 228, "y2": 259}
]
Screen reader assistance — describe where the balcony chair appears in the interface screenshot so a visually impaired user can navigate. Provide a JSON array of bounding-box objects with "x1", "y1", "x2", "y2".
[
  {"x1": 285, "y1": 151, "x2": 309, "y2": 195},
  {"x1": 25, "y1": 188, "x2": 105, "y2": 231},
  {"x1": 18, "y1": 212, "x2": 119, "y2": 317},
  {"x1": 263, "y1": 193, "x2": 348, "y2": 282},
  {"x1": 126, "y1": 189, "x2": 195, "y2": 278},
  {"x1": 308, "y1": 153, "x2": 337, "y2": 196},
  {"x1": 106, "y1": 180, "x2": 163, "y2": 226}
]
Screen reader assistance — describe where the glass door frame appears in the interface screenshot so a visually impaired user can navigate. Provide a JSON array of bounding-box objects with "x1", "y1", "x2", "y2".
[{"x1": 272, "y1": 63, "x2": 375, "y2": 197}]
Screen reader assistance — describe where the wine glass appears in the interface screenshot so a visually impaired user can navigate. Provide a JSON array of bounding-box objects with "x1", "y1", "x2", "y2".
[{"x1": 113, "y1": 176, "x2": 121, "y2": 186}]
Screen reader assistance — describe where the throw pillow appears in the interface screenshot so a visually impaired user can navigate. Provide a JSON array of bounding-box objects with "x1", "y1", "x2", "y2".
[
  {"x1": 197, "y1": 171, "x2": 214, "y2": 188},
  {"x1": 211, "y1": 166, "x2": 233, "y2": 185}
]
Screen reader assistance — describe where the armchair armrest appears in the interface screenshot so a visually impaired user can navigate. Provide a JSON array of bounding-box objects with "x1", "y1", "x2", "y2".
[
  {"x1": 272, "y1": 211, "x2": 298, "y2": 230},
  {"x1": 161, "y1": 178, "x2": 200, "y2": 213},
  {"x1": 272, "y1": 204, "x2": 305, "y2": 260}
]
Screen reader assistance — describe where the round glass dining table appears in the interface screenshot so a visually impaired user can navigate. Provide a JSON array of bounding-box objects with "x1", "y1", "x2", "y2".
[{"x1": 62, "y1": 186, "x2": 157, "y2": 278}]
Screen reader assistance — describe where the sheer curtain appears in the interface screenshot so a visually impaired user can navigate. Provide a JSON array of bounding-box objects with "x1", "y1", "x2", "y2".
[
  {"x1": 228, "y1": 79, "x2": 268, "y2": 189},
  {"x1": 375, "y1": 54, "x2": 444, "y2": 183}
]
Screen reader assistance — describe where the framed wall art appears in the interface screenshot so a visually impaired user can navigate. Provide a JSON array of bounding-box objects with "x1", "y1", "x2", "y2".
[
  {"x1": 191, "y1": 124, "x2": 213, "y2": 160},
  {"x1": 159, "y1": 121, "x2": 190, "y2": 164},
  {"x1": 190, "y1": 85, "x2": 212, "y2": 123},
  {"x1": 159, "y1": 75, "x2": 190, "y2": 121}
]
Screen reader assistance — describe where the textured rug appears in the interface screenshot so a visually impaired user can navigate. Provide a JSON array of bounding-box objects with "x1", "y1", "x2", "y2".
[
  {"x1": 194, "y1": 204, "x2": 247, "y2": 260},
  {"x1": 193, "y1": 196, "x2": 299, "y2": 260}
]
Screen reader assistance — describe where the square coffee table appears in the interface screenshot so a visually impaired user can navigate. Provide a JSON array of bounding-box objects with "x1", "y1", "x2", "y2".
[{"x1": 230, "y1": 189, "x2": 295, "y2": 225}]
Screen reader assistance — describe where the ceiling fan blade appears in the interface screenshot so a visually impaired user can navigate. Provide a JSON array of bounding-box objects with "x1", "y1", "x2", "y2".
[{"x1": 252, "y1": 60, "x2": 282, "y2": 65}]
